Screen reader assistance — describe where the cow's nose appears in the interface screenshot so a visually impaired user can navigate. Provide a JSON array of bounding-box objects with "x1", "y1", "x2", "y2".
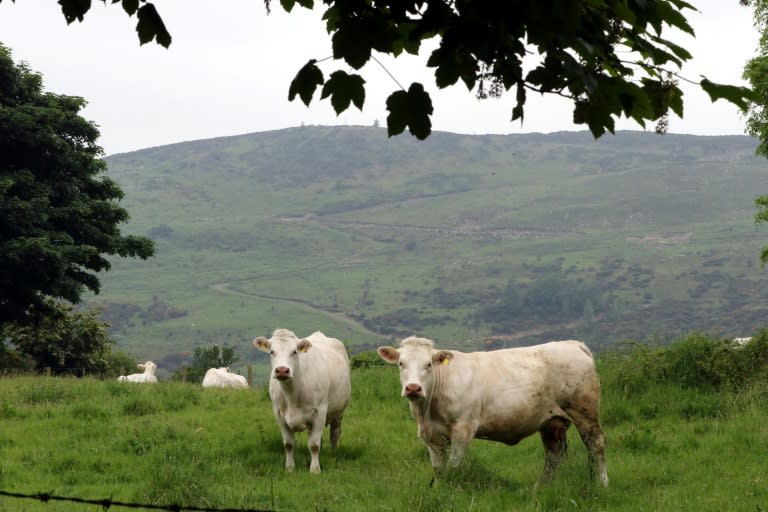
[
  {"x1": 274, "y1": 366, "x2": 291, "y2": 380},
  {"x1": 404, "y1": 383, "x2": 422, "y2": 398}
]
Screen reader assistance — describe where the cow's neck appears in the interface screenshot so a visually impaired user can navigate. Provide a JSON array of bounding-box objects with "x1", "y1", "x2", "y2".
[
  {"x1": 411, "y1": 364, "x2": 449, "y2": 441},
  {"x1": 277, "y1": 377, "x2": 306, "y2": 404}
]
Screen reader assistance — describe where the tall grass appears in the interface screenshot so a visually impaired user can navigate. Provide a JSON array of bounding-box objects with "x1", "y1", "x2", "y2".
[{"x1": 1, "y1": 332, "x2": 767, "y2": 511}]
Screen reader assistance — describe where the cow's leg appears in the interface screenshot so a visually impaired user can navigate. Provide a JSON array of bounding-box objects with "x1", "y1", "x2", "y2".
[
  {"x1": 274, "y1": 411, "x2": 297, "y2": 472},
  {"x1": 425, "y1": 443, "x2": 447, "y2": 486},
  {"x1": 566, "y1": 407, "x2": 609, "y2": 486},
  {"x1": 307, "y1": 407, "x2": 328, "y2": 474},
  {"x1": 329, "y1": 415, "x2": 343, "y2": 449},
  {"x1": 538, "y1": 416, "x2": 570, "y2": 486},
  {"x1": 447, "y1": 423, "x2": 474, "y2": 467}
]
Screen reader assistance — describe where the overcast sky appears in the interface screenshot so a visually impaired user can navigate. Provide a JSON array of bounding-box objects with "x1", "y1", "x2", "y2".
[{"x1": 0, "y1": 1, "x2": 759, "y2": 156}]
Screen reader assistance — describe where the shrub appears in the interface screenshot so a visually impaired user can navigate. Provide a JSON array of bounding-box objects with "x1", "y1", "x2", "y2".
[
  {"x1": 350, "y1": 350, "x2": 386, "y2": 369},
  {"x1": 600, "y1": 330, "x2": 768, "y2": 395}
]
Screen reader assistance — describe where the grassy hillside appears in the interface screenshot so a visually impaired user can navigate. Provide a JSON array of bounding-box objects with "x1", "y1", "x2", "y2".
[
  {"x1": 93, "y1": 126, "x2": 768, "y2": 374},
  {"x1": 1, "y1": 333, "x2": 767, "y2": 511}
]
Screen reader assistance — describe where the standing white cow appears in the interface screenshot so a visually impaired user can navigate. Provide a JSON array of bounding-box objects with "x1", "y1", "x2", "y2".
[
  {"x1": 378, "y1": 336, "x2": 608, "y2": 486},
  {"x1": 202, "y1": 367, "x2": 249, "y2": 388},
  {"x1": 254, "y1": 329, "x2": 351, "y2": 473}
]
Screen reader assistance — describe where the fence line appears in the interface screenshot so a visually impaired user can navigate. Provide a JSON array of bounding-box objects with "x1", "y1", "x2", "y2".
[{"x1": 0, "y1": 489, "x2": 274, "y2": 512}]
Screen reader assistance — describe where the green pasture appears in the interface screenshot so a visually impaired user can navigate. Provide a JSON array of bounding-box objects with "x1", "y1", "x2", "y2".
[{"x1": 1, "y1": 333, "x2": 768, "y2": 511}]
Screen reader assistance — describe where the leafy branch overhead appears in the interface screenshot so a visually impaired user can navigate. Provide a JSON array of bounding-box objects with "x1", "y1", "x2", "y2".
[
  {"x1": 284, "y1": 0, "x2": 753, "y2": 139},
  {"x1": 54, "y1": 0, "x2": 172, "y2": 47},
  {"x1": 19, "y1": 0, "x2": 754, "y2": 139}
]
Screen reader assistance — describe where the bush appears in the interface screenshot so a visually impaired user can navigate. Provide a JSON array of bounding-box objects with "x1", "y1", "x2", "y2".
[
  {"x1": 103, "y1": 351, "x2": 143, "y2": 379},
  {"x1": 600, "y1": 330, "x2": 768, "y2": 395},
  {"x1": 0, "y1": 300, "x2": 115, "y2": 376},
  {"x1": 350, "y1": 350, "x2": 387, "y2": 370}
]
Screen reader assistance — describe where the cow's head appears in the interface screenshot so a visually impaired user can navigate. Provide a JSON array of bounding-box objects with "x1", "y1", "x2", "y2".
[
  {"x1": 378, "y1": 336, "x2": 453, "y2": 401},
  {"x1": 254, "y1": 329, "x2": 312, "y2": 382},
  {"x1": 138, "y1": 361, "x2": 157, "y2": 374}
]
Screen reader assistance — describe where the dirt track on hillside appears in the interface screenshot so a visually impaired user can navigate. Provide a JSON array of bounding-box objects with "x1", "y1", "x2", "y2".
[{"x1": 209, "y1": 282, "x2": 389, "y2": 341}]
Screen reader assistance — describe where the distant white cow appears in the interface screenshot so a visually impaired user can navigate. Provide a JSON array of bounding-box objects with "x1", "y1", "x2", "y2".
[
  {"x1": 732, "y1": 337, "x2": 753, "y2": 349},
  {"x1": 254, "y1": 329, "x2": 351, "y2": 473},
  {"x1": 118, "y1": 361, "x2": 158, "y2": 383},
  {"x1": 378, "y1": 336, "x2": 608, "y2": 486},
  {"x1": 202, "y1": 367, "x2": 249, "y2": 388}
]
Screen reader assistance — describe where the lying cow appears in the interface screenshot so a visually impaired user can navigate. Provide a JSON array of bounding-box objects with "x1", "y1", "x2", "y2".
[
  {"x1": 378, "y1": 336, "x2": 608, "y2": 486},
  {"x1": 732, "y1": 337, "x2": 753, "y2": 349},
  {"x1": 202, "y1": 367, "x2": 249, "y2": 388},
  {"x1": 118, "y1": 361, "x2": 158, "y2": 383},
  {"x1": 254, "y1": 329, "x2": 351, "y2": 473}
]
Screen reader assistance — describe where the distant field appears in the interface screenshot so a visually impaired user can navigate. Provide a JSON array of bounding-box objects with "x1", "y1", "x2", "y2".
[{"x1": 91, "y1": 127, "x2": 768, "y2": 372}]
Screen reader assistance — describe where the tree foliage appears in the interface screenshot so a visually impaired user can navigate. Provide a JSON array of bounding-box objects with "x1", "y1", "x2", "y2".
[
  {"x1": 0, "y1": 44, "x2": 155, "y2": 324},
  {"x1": 742, "y1": 0, "x2": 768, "y2": 265},
  {"x1": 172, "y1": 345, "x2": 239, "y2": 383},
  {"x1": 0, "y1": 299, "x2": 115, "y2": 375},
  {"x1": 742, "y1": 0, "x2": 768, "y2": 157},
  {"x1": 10, "y1": 0, "x2": 753, "y2": 141}
]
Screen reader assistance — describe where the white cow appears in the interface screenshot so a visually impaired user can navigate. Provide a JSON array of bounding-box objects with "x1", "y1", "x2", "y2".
[
  {"x1": 254, "y1": 329, "x2": 351, "y2": 473},
  {"x1": 378, "y1": 336, "x2": 608, "y2": 486},
  {"x1": 732, "y1": 337, "x2": 753, "y2": 349},
  {"x1": 202, "y1": 367, "x2": 249, "y2": 388},
  {"x1": 118, "y1": 361, "x2": 158, "y2": 383}
]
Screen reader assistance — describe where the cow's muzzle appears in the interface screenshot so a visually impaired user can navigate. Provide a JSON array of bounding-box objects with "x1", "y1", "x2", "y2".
[
  {"x1": 404, "y1": 383, "x2": 423, "y2": 400},
  {"x1": 274, "y1": 366, "x2": 291, "y2": 381}
]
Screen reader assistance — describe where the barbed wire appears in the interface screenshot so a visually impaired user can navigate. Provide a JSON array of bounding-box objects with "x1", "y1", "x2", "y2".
[{"x1": 0, "y1": 489, "x2": 275, "y2": 512}]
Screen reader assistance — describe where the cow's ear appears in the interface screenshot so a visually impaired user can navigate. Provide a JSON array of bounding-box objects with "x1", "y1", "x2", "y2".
[
  {"x1": 377, "y1": 346, "x2": 400, "y2": 364},
  {"x1": 297, "y1": 339, "x2": 312, "y2": 353},
  {"x1": 433, "y1": 351, "x2": 454, "y2": 366},
  {"x1": 254, "y1": 337, "x2": 271, "y2": 352}
]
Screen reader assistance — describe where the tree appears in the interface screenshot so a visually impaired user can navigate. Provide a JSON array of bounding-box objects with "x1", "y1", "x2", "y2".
[
  {"x1": 0, "y1": 299, "x2": 115, "y2": 375},
  {"x1": 0, "y1": 43, "x2": 155, "y2": 324},
  {"x1": 742, "y1": 0, "x2": 768, "y2": 264},
  {"x1": 172, "y1": 345, "x2": 239, "y2": 383},
  {"x1": 743, "y1": 0, "x2": 768, "y2": 157},
  {"x1": 11, "y1": 0, "x2": 753, "y2": 141}
]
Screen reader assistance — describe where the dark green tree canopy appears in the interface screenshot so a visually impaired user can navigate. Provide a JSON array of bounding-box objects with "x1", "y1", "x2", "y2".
[
  {"x1": 0, "y1": 43, "x2": 155, "y2": 324},
  {"x1": 18, "y1": 0, "x2": 753, "y2": 141}
]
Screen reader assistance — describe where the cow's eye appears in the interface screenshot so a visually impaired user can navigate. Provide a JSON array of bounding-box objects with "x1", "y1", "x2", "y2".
[
  {"x1": 398, "y1": 361, "x2": 405, "y2": 368},
  {"x1": 291, "y1": 349, "x2": 298, "y2": 357},
  {"x1": 426, "y1": 362, "x2": 433, "y2": 369},
  {"x1": 269, "y1": 350, "x2": 275, "y2": 356}
]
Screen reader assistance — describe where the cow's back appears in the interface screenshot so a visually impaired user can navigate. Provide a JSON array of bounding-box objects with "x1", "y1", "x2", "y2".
[
  {"x1": 432, "y1": 340, "x2": 599, "y2": 442},
  {"x1": 202, "y1": 369, "x2": 222, "y2": 388},
  {"x1": 305, "y1": 331, "x2": 351, "y2": 418}
]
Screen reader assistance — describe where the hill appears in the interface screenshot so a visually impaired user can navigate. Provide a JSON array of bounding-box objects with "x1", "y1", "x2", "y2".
[{"x1": 92, "y1": 126, "x2": 768, "y2": 374}]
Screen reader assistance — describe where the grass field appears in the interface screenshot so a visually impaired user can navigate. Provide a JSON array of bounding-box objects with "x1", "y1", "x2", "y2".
[{"x1": 1, "y1": 333, "x2": 767, "y2": 511}]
